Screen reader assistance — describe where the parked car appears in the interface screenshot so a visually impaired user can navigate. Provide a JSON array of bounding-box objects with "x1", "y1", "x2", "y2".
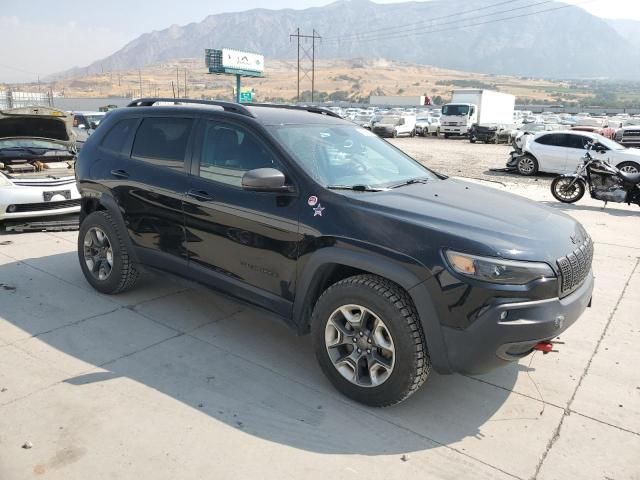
[
  {"x1": 469, "y1": 123, "x2": 514, "y2": 144},
  {"x1": 76, "y1": 98, "x2": 593, "y2": 406},
  {"x1": 571, "y1": 118, "x2": 616, "y2": 140},
  {"x1": 371, "y1": 114, "x2": 416, "y2": 138},
  {"x1": 0, "y1": 106, "x2": 80, "y2": 224},
  {"x1": 352, "y1": 114, "x2": 373, "y2": 130},
  {"x1": 415, "y1": 115, "x2": 440, "y2": 137},
  {"x1": 512, "y1": 130, "x2": 640, "y2": 176},
  {"x1": 510, "y1": 123, "x2": 558, "y2": 150},
  {"x1": 614, "y1": 123, "x2": 640, "y2": 148},
  {"x1": 72, "y1": 111, "x2": 106, "y2": 130},
  {"x1": 415, "y1": 116, "x2": 430, "y2": 136}
]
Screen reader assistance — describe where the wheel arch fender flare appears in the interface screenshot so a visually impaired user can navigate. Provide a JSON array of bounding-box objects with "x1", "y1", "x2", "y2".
[
  {"x1": 81, "y1": 191, "x2": 139, "y2": 263},
  {"x1": 293, "y1": 247, "x2": 451, "y2": 372}
]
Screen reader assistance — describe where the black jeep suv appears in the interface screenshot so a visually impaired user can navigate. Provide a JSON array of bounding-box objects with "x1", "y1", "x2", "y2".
[{"x1": 76, "y1": 98, "x2": 594, "y2": 406}]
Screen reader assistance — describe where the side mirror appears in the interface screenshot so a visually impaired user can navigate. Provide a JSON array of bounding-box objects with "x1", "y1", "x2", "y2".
[
  {"x1": 241, "y1": 168, "x2": 294, "y2": 193},
  {"x1": 89, "y1": 122, "x2": 98, "y2": 130}
]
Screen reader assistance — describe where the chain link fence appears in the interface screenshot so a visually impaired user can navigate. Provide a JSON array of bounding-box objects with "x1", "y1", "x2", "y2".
[{"x1": 0, "y1": 90, "x2": 53, "y2": 109}]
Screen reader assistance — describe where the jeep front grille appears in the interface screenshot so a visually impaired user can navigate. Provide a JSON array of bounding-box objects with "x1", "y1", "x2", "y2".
[{"x1": 557, "y1": 236, "x2": 593, "y2": 297}]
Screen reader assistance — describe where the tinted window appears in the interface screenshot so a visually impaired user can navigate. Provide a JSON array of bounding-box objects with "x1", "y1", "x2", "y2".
[
  {"x1": 199, "y1": 121, "x2": 277, "y2": 187},
  {"x1": 565, "y1": 134, "x2": 588, "y2": 149},
  {"x1": 132, "y1": 117, "x2": 193, "y2": 167},
  {"x1": 535, "y1": 134, "x2": 563, "y2": 146},
  {"x1": 101, "y1": 118, "x2": 138, "y2": 154}
]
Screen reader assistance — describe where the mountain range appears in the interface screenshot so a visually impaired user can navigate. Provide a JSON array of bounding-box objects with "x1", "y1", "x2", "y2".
[{"x1": 58, "y1": 0, "x2": 640, "y2": 80}]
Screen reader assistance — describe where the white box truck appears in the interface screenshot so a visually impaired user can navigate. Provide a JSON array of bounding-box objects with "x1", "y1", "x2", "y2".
[{"x1": 440, "y1": 89, "x2": 515, "y2": 138}]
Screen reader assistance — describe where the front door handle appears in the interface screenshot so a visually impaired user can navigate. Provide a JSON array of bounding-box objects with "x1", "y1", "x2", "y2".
[
  {"x1": 110, "y1": 169, "x2": 129, "y2": 179},
  {"x1": 185, "y1": 189, "x2": 213, "y2": 202}
]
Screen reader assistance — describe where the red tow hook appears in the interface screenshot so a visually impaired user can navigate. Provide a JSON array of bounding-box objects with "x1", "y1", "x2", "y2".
[{"x1": 533, "y1": 340, "x2": 564, "y2": 354}]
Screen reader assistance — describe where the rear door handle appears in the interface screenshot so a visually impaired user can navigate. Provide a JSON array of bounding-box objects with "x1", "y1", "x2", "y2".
[
  {"x1": 185, "y1": 189, "x2": 213, "y2": 202},
  {"x1": 110, "y1": 169, "x2": 129, "y2": 179}
]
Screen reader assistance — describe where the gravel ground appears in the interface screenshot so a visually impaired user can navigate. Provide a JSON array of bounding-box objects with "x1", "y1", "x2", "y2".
[{"x1": 389, "y1": 136, "x2": 556, "y2": 187}]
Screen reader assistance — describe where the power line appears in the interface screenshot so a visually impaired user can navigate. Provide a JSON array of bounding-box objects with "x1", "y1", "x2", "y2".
[
  {"x1": 323, "y1": 0, "x2": 526, "y2": 41},
  {"x1": 324, "y1": 0, "x2": 595, "y2": 46},
  {"x1": 325, "y1": 0, "x2": 554, "y2": 44},
  {"x1": 290, "y1": 29, "x2": 322, "y2": 102}
]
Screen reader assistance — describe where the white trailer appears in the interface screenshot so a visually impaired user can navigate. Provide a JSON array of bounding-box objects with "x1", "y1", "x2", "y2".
[
  {"x1": 440, "y1": 89, "x2": 515, "y2": 137},
  {"x1": 369, "y1": 95, "x2": 426, "y2": 107}
]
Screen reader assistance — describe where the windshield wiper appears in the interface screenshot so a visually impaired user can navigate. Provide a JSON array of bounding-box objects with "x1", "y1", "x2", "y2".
[
  {"x1": 326, "y1": 184, "x2": 385, "y2": 192},
  {"x1": 388, "y1": 177, "x2": 431, "y2": 189}
]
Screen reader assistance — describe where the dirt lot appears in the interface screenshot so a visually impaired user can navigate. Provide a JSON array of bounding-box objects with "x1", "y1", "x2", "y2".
[
  {"x1": 389, "y1": 136, "x2": 554, "y2": 187},
  {"x1": 1, "y1": 143, "x2": 639, "y2": 480}
]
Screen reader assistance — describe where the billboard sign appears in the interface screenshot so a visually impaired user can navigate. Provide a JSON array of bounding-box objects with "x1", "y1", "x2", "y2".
[
  {"x1": 206, "y1": 48, "x2": 264, "y2": 77},
  {"x1": 222, "y1": 49, "x2": 264, "y2": 74}
]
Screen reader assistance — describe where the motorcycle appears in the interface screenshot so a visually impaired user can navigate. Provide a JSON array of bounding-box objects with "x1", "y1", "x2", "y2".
[{"x1": 550, "y1": 144, "x2": 640, "y2": 206}]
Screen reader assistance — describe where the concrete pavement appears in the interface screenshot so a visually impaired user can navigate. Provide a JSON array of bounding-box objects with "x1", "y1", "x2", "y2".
[{"x1": 0, "y1": 182, "x2": 639, "y2": 480}]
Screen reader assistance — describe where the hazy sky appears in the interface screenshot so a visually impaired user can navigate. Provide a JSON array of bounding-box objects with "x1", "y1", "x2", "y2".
[{"x1": 1, "y1": 0, "x2": 637, "y2": 83}]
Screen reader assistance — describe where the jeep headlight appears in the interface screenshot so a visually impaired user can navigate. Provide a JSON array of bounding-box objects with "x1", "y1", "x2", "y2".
[
  {"x1": 445, "y1": 250, "x2": 555, "y2": 285},
  {"x1": 0, "y1": 173, "x2": 12, "y2": 187}
]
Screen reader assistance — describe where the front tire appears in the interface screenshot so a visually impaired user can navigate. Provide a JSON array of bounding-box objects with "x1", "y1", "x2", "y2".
[
  {"x1": 78, "y1": 210, "x2": 139, "y2": 294},
  {"x1": 551, "y1": 177, "x2": 585, "y2": 203},
  {"x1": 311, "y1": 274, "x2": 431, "y2": 407},
  {"x1": 517, "y1": 154, "x2": 539, "y2": 176}
]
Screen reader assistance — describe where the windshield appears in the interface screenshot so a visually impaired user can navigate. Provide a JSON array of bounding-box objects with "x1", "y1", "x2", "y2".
[
  {"x1": 442, "y1": 104, "x2": 470, "y2": 116},
  {"x1": 593, "y1": 134, "x2": 625, "y2": 151},
  {"x1": 378, "y1": 116, "x2": 401, "y2": 125},
  {"x1": 354, "y1": 115, "x2": 371, "y2": 122},
  {"x1": 267, "y1": 124, "x2": 438, "y2": 188},
  {"x1": 523, "y1": 124, "x2": 546, "y2": 132},
  {"x1": 85, "y1": 115, "x2": 105, "y2": 126},
  {"x1": 416, "y1": 116, "x2": 430, "y2": 122},
  {"x1": 0, "y1": 138, "x2": 70, "y2": 151}
]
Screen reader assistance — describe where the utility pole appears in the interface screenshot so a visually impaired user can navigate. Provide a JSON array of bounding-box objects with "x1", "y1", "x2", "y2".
[
  {"x1": 138, "y1": 70, "x2": 143, "y2": 97},
  {"x1": 289, "y1": 29, "x2": 321, "y2": 103},
  {"x1": 184, "y1": 69, "x2": 188, "y2": 98},
  {"x1": 176, "y1": 66, "x2": 180, "y2": 97}
]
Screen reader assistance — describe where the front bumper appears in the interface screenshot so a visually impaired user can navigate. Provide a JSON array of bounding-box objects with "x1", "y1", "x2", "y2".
[
  {"x1": 439, "y1": 270, "x2": 594, "y2": 374},
  {"x1": 0, "y1": 182, "x2": 81, "y2": 221},
  {"x1": 442, "y1": 126, "x2": 469, "y2": 135},
  {"x1": 475, "y1": 131, "x2": 497, "y2": 142},
  {"x1": 372, "y1": 128, "x2": 394, "y2": 137}
]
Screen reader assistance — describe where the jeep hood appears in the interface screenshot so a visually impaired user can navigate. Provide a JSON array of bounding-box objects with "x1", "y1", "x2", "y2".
[
  {"x1": 0, "y1": 107, "x2": 75, "y2": 143},
  {"x1": 350, "y1": 178, "x2": 586, "y2": 267}
]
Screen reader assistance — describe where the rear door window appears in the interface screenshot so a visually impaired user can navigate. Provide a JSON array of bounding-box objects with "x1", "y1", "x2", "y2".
[
  {"x1": 100, "y1": 118, "x2": 139, "y2": 154},
  {"x1": 535, "y1": 134, "x2": 563, "y2": 146},
  {"x1": 131, "y1": 117, "x2": 193, "y2": 170}
]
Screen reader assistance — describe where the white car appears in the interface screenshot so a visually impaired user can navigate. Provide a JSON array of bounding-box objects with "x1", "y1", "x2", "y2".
[
  {"x1": 516, "y1": 130, "x2": 640, "y2": 176},
  {"x1": 0, "y1": 107, "x2": 80, "y2": 223},
  {"x1": 415, "y1": 115, "x2": 440, "y2": 136},
  {"x1": 371, "y1": 115, "x2": 416, "y2": 138}
]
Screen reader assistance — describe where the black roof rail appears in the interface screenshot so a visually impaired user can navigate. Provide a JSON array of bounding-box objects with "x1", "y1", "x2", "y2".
[
  {"x1": 247, "y1": 103, "x2": 343, "y2": 119},
  {"x1": 126, "y1": 98, "x2": 254, "y2": 117}
]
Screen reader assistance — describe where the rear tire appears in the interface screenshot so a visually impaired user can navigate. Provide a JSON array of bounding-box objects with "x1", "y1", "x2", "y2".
[
  {"x1": 78, "y1": 210, "x2": 139, "y2": 294},
  {"x1": 311, "y1": 274, "x2": 431, "y2": 407},
  {"x1": 551, "y1": 177, "x2": 585, "y2": 203},
  {"x1": 517, "y1": 154, "x2": 539, "y2": 176}
]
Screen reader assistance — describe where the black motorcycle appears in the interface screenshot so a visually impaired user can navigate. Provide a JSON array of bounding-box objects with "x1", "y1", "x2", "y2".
[{"x1": 551, "y1": 144, "x2": 640, "y2": 206}]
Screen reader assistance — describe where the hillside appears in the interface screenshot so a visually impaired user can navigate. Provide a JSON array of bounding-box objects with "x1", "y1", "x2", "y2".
[
  {"x1": 55, "y1": 0, "x2": 640, "y2": 80},
  {"x1": 46, "y1": 58, "x2": 588, "y2": 104}
]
